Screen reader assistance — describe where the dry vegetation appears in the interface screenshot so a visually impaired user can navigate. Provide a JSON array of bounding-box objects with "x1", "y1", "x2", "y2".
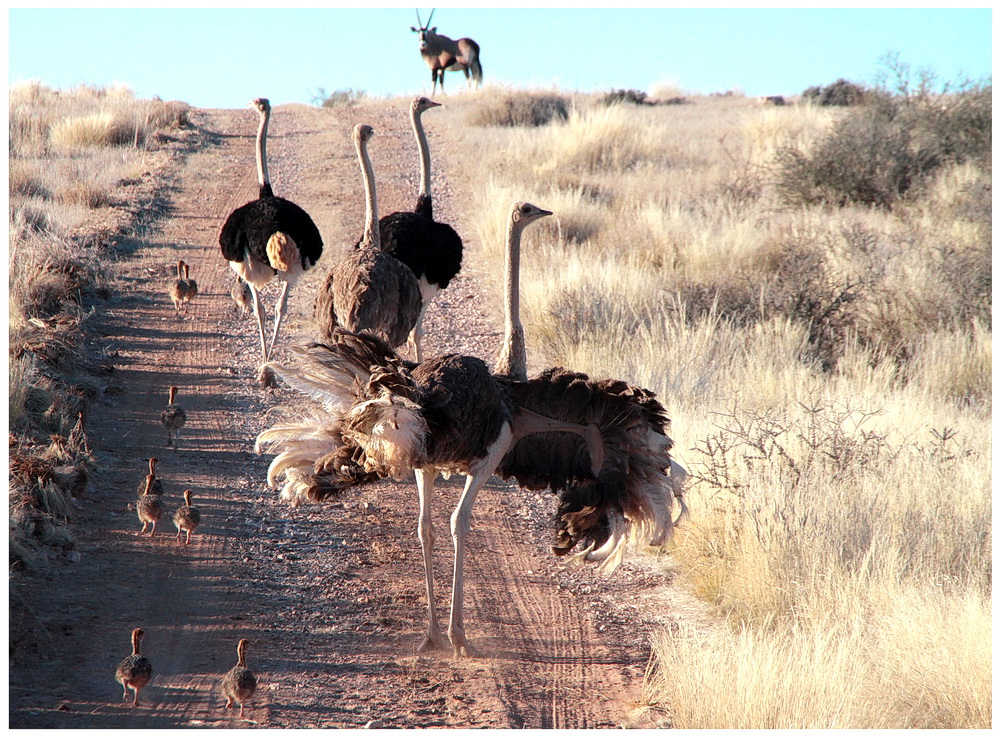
[
  {"x1": 8, "y1": 81, "x2": 190, "y2": 570},
  {"x1": 441, "y1": 70, "x2": 990, "y2": 728},
  {"x1": 7, "y1": 72, "x2": 989, "y2": 727}
]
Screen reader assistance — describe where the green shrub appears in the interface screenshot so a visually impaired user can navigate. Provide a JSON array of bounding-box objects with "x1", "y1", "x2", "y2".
[{"x1": 467, "y1": 92, "x2": 569, "y2": 127}]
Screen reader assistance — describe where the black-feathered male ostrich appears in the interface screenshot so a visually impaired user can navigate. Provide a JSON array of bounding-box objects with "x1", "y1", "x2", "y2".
[
  {"x1": 377, "y1": 96, "x2": 463, "y2": 361},
  {"x1": 257, "y1": 201, "x2": 686, "y2": 657},
  {"x1": 314, "y1": 125, "x2": 422, "y2": 357},
  {"x1": 411, "y1": 9, "x2": 483, "y2": 95},
  {"x1": 219, "y1": 98, "x2": 323, "y2": 384}
]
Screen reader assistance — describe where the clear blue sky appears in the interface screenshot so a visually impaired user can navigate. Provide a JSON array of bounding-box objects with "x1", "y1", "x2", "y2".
[{"x1": 8, "y1": 7, "x2": 992, "y2": 108}]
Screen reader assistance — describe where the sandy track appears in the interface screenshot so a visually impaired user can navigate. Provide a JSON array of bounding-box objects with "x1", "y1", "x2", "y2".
[{"x1": 9, "y1": 101, "x2": 684, "y2": 728}]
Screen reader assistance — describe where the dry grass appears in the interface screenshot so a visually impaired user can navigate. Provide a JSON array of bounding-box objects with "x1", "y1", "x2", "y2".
[
  {"x1": 444, "y1": 88, "x2": 991, "y2": 728},
  {"x1": 8, "y1": 82, "x2": 186, "y2": 569}
]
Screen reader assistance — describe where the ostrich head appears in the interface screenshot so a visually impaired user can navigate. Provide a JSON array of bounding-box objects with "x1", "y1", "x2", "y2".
[
  {"x1": 237, "y1": 638, "x2": 249, "y2": 665},
  {"x1": 510, "y1": 201, "x2": 553, "y2": 229},
  {"x1": 353, "y1": 123, "x2": 375, "y2": 146},
  {"x1": 251, "y1": 98, "x2": 270, "y2": 115},
  {"x1": 412, "y1": 96, "x2": 441, "y2": 114}
]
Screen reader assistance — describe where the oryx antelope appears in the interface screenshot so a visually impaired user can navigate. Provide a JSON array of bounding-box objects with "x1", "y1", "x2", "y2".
[{"x1": 410, "y1": 9, "x2": 482, "y2": 95}]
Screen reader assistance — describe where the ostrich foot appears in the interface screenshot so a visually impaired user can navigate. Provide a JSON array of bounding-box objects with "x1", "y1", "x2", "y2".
[
  {"x1": 451, "y1": 639, "x2": 478, "y2": 659},
  {"x1": 449, "y1": 629, "x2": 478, "y2": 659},
  {"x1": 417, "y1": 632, "x2": 446, "y2": 653},
  {"x1": 257, "y1": 364, "x2": 278, "y2": 388}
]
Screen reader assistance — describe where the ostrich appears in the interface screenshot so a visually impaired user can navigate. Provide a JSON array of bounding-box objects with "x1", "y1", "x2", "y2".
[
  {"x1": 219, "y1": 97, "x2": 323, "y2": 384},
  {"x1": 136, "y1": 457, "x2": 164, "y2": 497},
  {"x1": 115, "y1": 627, "x2": 153, "y2": 707},
  {"x1": 257, "y1": 201, "x2": 686, "y2": 658},
  {"x1": 136, "y1": 474, "x2": 164, "y2": 536},
  {"x1": 221, "y1": 638, "x2": 258, "y2": 718},
  {"x1": 161, "y1": 386, "x2": 187, "y2": 448},
  {"x1": 181, "y1": 262, "x2": 198, "y2": 308},
  {"x1": 314, "y1": 124, "x2": 422, "y2": 357},
  {"x1": 172, "y1": 489, "x2": 201, "y2": 545},
  {"x1": 377, "y1": 96, "x2": 463, "y2": 359},
  {"x1": 231, "y1": 276, "x2": 252, "y2": 315},
  {"x1": 168, "y1": 260, "x2": 187, "y2": 312}
]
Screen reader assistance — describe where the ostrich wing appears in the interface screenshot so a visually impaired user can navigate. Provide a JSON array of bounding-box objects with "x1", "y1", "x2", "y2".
[{"x1": 497, "y1": 367, "x2": 683, "y2": 569}]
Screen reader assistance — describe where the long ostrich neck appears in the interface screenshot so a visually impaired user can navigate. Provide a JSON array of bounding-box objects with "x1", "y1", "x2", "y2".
[
  {"x1": 237, "y1": 642, "x2": 247, "y2": 668},
  {"x1": 496, "y1": 218, "x2": 527, "y2": 381},
  {"x1": 132, "y1": 632, "x2": 142, "y2": 656},
  {"x1": 412, "y1": 108, "x2": 432, "y2": 203},
  {"x1": 256, "y1": 107, "x2": 270, "y2": 188},
  {"x1": 358, "y1": 138, "x2": 379, "y2": 249}
]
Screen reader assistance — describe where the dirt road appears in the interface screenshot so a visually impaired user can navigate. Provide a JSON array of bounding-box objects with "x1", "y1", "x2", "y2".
[{"x1": 9, "y1": 101, "x2": 689, "y2": 728}]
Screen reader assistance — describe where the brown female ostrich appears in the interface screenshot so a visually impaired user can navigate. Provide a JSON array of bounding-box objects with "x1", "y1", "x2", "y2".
[
  {"x1": 161, "y1": 386, "x2": 187, "y2": 448},
  {"x1": 376, "y1": 96, "x2": 463, "y2": 359},
  {"x1": 136, "y1": 473, "x2": 164, "y2": 536},
  {"x1": 114, "y1": 627, "x2": 153, "y2": 706},
  {"x1": 221, "y1": 638, "x2": 258, "y2": 718},
  {"x1": 314, "y1": 124, "x2": 422, "y2": 357},
  {"x1": 219, "y1": 98, "x2": 323, "y2": 384},
  {"x1": 168, "y1": 259, "x2": 187, "y2": 312},
  {"x1": 172, "y1": 489, "x2": 201, "y2": 545},
  {"x1": 257, "y1": 202, "x2": 686, "y2": 658}
]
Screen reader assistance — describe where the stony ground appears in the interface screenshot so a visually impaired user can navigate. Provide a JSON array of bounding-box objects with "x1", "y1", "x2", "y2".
[{"x1": 8, "y1": 99, "x2": 713, "y2": 729}]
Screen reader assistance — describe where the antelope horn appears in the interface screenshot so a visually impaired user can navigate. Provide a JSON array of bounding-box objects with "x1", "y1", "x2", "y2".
[
  {"x1": 415, "y1": 8, "x2": 422, "y2": 27},
  {"x1": 426, "y1": 8, "x2": 435, "y2": 27}
]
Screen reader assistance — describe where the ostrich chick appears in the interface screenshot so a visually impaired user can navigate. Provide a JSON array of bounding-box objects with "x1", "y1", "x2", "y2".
[
  {"x1": 231, "y1": 277, "x2": 253, "y2": 315},
  {"x1": 115, "y1": 627, "x2": 153, "y2": 707},
  {"x1": 221, "y1": 638, "x2": 258, "y2": 718},
  {"x1": 181, "y1": 262, "x2": 198, "y2": 308},
  {"x1": 161, "y1": 386, "x2": 187, "y2": 448},
  {"x1": 136, "y1": 473, "x2": 164, "y2": 536},
  {"x1": 168, "y1": 260, "x2": 187, "y2": 312},
  {"x1": 172, "y1": 489, "x2": 201, "y2": 545},
  {"x1": 136, "y1": 457, "x2": 164, "y2": 497}
]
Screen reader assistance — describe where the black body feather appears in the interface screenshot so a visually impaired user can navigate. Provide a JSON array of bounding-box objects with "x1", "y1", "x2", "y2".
[
  {"x1": 377, "y1": 206, "x2": 463, "y2": 290},
  {"x1": 219, "y1": 196, "x2": 323, "y2": 270}
]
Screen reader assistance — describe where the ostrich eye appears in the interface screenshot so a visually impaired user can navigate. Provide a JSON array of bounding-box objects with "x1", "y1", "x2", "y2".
[{"x1": 521, "y1": 206, "x2": 531, "y2": 214}]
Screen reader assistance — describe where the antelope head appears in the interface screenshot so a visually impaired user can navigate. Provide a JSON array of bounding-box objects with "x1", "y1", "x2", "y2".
[{"x1": 410, "y1": 8, "x2": 437, "y2": 49}]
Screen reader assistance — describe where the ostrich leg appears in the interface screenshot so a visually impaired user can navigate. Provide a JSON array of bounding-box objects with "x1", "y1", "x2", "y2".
[
  {"x1": 447, "y1": 422, "x2": 513, "y2": 658},
  {"x1": 267, "y1": 280, "x2": 292, "y2": 359},
  {"x1": 248, "y1": 283, "x2": 269, "y2": 363},
  {"x1": 415, "y1": 467, "x2": 444, "y2": 651}
]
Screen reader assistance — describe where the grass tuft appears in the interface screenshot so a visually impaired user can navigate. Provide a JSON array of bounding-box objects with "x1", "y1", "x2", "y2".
[{"x1": 467, "y1": 90, "x2": 570, "y2": 127}]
